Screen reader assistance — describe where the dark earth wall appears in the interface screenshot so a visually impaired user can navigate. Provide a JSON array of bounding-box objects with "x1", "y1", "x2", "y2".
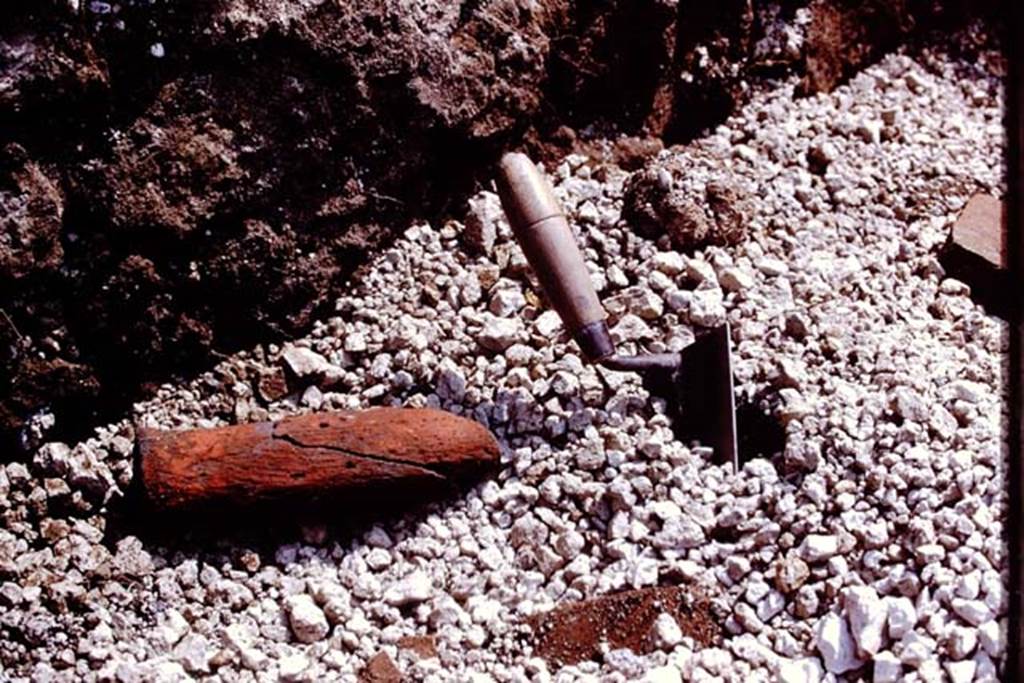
[{"x1": 0, "y1": 0, "x2": 999, "y2": 452}]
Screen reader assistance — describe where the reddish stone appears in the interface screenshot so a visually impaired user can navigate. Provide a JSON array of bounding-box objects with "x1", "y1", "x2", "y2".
[
  {"x1": 359, "y1": 652, "x2": 401, "y2": 683},
  {"x1": 398, "y1": 634, "x2": 438, "y2": 660},
  {"x1": 941, "y1": 193, "x2": 1009, "y2": 317},
  {"x1": 951, "y1": 194, "x2": 1006, "y2": 269}
]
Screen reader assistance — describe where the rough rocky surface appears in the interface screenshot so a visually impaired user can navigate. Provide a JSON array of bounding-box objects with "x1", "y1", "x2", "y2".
[
  {"x1": 799, "y1": 0, "x2": 1000, "y2": 95},
  {"x1": 0, "y1": 20, "x2": 1007, "y2": 681},
  {"x1": 0, "y1": 0, "x2": 998, "y2": 451}
]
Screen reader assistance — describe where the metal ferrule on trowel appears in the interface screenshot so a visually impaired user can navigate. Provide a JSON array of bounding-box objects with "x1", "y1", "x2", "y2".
[{"x1": 496, "y1": 152, "x2": 739, "y2": 469}]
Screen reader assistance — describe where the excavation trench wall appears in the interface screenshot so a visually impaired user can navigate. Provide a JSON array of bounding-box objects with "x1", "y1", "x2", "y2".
[{"x1": 0, "y1": 0, "x2": 998, "y2": 450}]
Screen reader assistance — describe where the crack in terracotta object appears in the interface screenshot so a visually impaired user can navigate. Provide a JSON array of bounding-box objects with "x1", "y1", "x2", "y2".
[{"x1": 271, "y1": 433, "x2": 446, "y2": 479}]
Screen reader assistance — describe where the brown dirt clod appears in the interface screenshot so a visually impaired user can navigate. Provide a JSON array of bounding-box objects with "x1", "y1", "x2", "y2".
[
  {"x1": 622, "y1": 161, "x2": 752, "y2": 251},
  {"x1": 398, "y1": 634, "x2": 439, "y2": 660},
  {"x1": 359, "y1": 651, "x2": 402, "y2": 683},
  {"x1": 528, "y1": 586, "x2": 721, "y2": 668}
]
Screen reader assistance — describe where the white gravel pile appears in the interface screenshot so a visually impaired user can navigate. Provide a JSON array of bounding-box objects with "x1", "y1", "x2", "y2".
[{"x1": 0, "y1": 29, "x2": 1007, "y2": 683}]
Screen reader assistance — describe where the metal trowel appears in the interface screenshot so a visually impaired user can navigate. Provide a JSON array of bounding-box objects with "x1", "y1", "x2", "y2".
[{"x1": 496, "y1": 153, "x2": 738, "y2": 469}]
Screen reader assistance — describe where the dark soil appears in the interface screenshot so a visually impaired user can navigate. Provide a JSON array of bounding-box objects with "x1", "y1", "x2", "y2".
[
  {"x1": 0, "y1": 0, "x2": 998, "y2": 452},
  {"x1": 528, "y1": 586, "x2": 720, "y2": 667}
]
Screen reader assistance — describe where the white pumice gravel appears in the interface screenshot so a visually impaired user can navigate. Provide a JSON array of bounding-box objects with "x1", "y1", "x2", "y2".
[
  {"x1": 0, "y1": 25, "x2": 1007, "y2": 683},
  {"x1": 284, "y1": 595, "x2": 330, "y2": 644}
]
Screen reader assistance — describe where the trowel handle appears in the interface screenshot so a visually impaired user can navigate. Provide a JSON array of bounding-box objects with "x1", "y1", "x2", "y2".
[{"x1": 495, "y1": 153, "x2": 615, "y2": 362}]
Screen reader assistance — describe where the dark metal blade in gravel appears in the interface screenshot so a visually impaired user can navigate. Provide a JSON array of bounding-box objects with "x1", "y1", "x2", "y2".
[{"x1": 674, "y1": 323, "x2": 738, "y2": 470}]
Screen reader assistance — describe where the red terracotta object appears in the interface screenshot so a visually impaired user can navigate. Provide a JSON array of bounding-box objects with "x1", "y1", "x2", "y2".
[
  {"x1": 138, "y1": 408, "x2": 499, "y2": 510},
  {"x1": 941, "y1": 193, "x2": 1009, "y2": 316}
]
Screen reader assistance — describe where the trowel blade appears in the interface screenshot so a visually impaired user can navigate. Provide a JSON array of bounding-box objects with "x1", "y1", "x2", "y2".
[{"x1": 674, "y1": 323, "x2": 738, "y2": 470}]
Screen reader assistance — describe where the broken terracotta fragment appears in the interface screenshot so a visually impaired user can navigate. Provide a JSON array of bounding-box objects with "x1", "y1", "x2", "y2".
[
  {"x1": 138, "y1": 408, "x2": 499, "y2": 510},
  {"x1": 940, "y1": 193, "x2": 1008, "y2": 317}
]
